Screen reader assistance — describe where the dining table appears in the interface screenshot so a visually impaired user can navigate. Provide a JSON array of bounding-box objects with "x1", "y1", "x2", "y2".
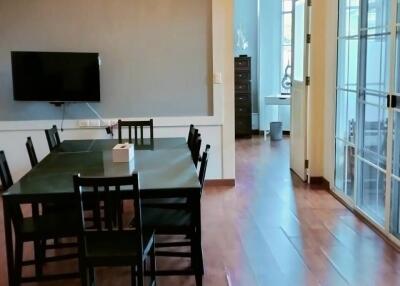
[{"x1": 2, "y1": 137, "x2": 202, "y2": 286}]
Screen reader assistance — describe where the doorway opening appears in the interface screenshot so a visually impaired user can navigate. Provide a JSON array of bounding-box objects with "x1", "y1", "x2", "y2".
[{"x1": 234, "y1": 0, "x2": 310, "y2": 182}]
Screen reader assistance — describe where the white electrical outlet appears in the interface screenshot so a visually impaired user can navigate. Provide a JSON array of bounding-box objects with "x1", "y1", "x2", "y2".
[
  {"x1": 79, "y1": 120, "x2": 89, "y2": 127},
  {"x1": 89, "y1": 120, "x2": 100, "y2": 127}
]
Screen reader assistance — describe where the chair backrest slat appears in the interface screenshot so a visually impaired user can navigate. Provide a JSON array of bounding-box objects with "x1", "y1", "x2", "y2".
[
  {"x1": 0, "y1": 151, "x2": 25, "y2": 226},
  {"x1": 93, "y1": 185, "x2": 101, "y2": 230},
  {"x1": 199, "y1": 145, "x2": 210, "y2": 192},
  {"x1": 191, "y1": 133, "x2": 202, "y2": 168},
  {"x1": 0, "y1": 151, "x2": 13, "y2": 191},
  {"x1": 103, "y1": 185, "x2": 113, "y2": 231},
  {"x1": 188, "y1": 126, "x2": 198, "y2": 152},
  {"x1": 26, "y1": 137, "x2": 39, "y2": 167},
  {"x1": 45, "y1": 125, "x2": 61, "y2": 151},
  {"x1": 187, "y1": 124, "x2": 194, "y2": 145},
  {"x1": 118, "y1": 119, "x2": 154, "y2": 143},
  {"x1": 116, "y1": 186, "x2": 123, "y2": 231}
]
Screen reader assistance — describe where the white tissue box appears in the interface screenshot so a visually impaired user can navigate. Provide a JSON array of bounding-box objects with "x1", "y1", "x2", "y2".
[{"x1": 112, "y1": 143, "x2": 134, "y2": 163}]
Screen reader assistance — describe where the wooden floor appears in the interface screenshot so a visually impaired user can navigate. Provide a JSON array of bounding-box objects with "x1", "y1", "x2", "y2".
[{"x1": 2, "y1": 136, "x2": 400, "y2": 285}]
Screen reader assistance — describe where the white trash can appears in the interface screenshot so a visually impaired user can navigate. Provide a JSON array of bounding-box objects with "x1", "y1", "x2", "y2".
[{"x1": 270, "y1": 121, "x2": 283, "y2": 141}]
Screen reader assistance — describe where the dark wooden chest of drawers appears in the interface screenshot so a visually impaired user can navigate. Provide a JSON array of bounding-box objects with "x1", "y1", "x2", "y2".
[{"x1": 235, "y1": 56, "x2": 252, "y2": 137}]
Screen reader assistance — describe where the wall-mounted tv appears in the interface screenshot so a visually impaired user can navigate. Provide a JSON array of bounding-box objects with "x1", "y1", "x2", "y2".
[{"x1": 11, "y1": 51, "x2": 100, "y2": 102}]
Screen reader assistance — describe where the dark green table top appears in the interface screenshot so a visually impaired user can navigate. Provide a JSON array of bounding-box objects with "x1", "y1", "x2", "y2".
[
  {"x1": 3, "y1": 138, "x2": 200, "y2": 199},
  {"x1": 53, "y1": 138, "x2": 189, "y2": 153}
]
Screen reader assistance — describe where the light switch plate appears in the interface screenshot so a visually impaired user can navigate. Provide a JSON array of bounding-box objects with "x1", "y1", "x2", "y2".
[{"x1": 213, "y1": 72, "x2": 223, "y2": 84}]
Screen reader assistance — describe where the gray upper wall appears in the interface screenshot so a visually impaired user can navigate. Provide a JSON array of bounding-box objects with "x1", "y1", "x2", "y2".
[{"x1": 0, "y1": 0, "x2": 212, "y2": 121}]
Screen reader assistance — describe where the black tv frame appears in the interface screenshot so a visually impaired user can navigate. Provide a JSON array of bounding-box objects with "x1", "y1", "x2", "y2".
[{"x1": 11, "y1": 51, "x2": 101, "y2": 103}]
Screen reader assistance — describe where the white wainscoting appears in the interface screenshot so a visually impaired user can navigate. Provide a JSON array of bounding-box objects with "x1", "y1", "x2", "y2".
[{"x1": 0, "y1": 119, "x2": 223, "y2": 183}]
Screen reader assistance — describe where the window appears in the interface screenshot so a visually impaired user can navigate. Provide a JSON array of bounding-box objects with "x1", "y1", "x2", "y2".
[
  {"x1": 335, "y1": 0, "x2": 359, "y2": 199},
  {"x1": 281, "y1": 0, "x2": 293, "y2": 94}
]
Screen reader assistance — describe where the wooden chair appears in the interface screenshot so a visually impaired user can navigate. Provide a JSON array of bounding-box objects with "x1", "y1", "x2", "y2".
[
  {"x1": 0, "y1": 150, "x2": 79, "y2": 285},
  {"x1": 73, "y1": 174, "x2": 156, "y2": 286},
  {"x1": 187, "y1": 125, "x2": 198, "y2": 151},
  {"x1": 118, "y1": 119, "x2": 154, "y2": 144},
  {"x1": 45, "y1": 125, "x2": 61, "y2": 151},
  {"x1": 25, "y1": 137, "x2": 79, "y2": 252},
  {"x1": 26, "y1": 137, "x2": 39, "y2": 167},
  {"x1": 191, "y1": 133, "x2": 202, "y2": 168},
  {"x1": 26, "y1": 136, "x2": 96, "y2": 218},
  {"x1": 141, "y1": 145, "x2": 210, "y2": 286}
]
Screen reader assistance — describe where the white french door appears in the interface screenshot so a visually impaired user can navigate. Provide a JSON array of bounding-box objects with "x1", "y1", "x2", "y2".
[
  {"x1": 290, "y1": 0, "x2": 309, "y2": 181},
  {"x1": 388, "y1": 0, "x2": 400, "y2": 237},
  {"x1": 335, "y1": 0, "x2": 400, "y2": 242}
]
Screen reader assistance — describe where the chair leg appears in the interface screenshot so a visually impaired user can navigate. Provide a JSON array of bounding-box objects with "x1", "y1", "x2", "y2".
[
  {"x1": 198, "y1": 243, "x2": 204, "y2": 275},
  {"x1": 137, "y1": 262, "x2": 144, "y2": 286},
  {"x1": 131, "y1": 265, "x2": 137, "y2": 286},
  {"x1": 198, "y1": 216, "x2": 204, "y2": 275},
  {"x1": 79, "y1": 262, "x2": 88, "y2": 286},
  {"x1": 14, "y1": 241, "x2": 23, "y2": 286},
  {"x1": 150, "y1": 240, "x2": 156, "y2": 286},
  {"x1": 195, "y1": 274, "x2": 203, "y2": 286},
  {"x1": 89, "y1": 267, "x2": 95, "y2": 286},
  {"x1": 33, "y1": 240, "x2": 43, "y2": 277},
  {"x1": 40, "y1": 239, "x2": 47, "y2": 262},
  {"x1": 191, "y1": 230, "x2": 203, "y2": 286}
]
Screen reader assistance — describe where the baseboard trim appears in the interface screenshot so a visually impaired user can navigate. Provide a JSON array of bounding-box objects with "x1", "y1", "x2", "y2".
[
  {"x1": 327, "y1": 189, "x2": 400, "y2": 252},
  {"x1": 205, "y1": 179, "x2": 235, "y2": 187},
  {"x1": 309, "y1": 176, "x2": 330, "y2": 189},
  {"x1": 252, "y1": 130, "x2": 291, "y2": 136}
]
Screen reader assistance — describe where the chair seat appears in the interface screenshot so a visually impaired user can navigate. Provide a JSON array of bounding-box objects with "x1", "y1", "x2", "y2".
[
  {"x1": 142, "y1": 207, "x2": 191, "y2": 229},
  {"x1": 18, "y1": 212, "x2": 79, "y2": 240},
  {"x1": 84, "y1": 231, "x2": 154, "y2": 265}
]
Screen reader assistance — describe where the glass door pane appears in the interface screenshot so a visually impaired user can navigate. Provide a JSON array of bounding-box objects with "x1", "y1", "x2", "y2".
[
  {"x1": 390, "y1": 107, "x2": 400, "y2": 236},
  {"x1": 355, "y1": 0, "x2": 390, "y2": 226},
  {"x1": 390, "y1": 8, "x2": 400, "y2": 234},
  {"x1": 358, "y1": 159, "x2": 387, "y2": 224},
  {"x1": 335, "y1": 0, "x2": 359, "y2": 198},
  {"x1": 293, "y1": 0, "x2": 305, "y2": 82}
]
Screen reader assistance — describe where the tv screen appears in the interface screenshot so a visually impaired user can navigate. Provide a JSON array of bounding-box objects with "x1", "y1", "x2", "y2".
[{"x1": 11, "y1": 51, "x2": 100, "y2": 102}]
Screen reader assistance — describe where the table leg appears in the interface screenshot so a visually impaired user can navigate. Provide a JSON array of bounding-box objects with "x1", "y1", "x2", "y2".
[
  {"x1": 193, "y1": 193, "x2": 204, "y2": 276},
  {"x1": 32, "y1": 203, "x2": 43, "y2": 277},
  {"x1": 3, "y1": 199, "x2": 15, "y2": 286}
]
